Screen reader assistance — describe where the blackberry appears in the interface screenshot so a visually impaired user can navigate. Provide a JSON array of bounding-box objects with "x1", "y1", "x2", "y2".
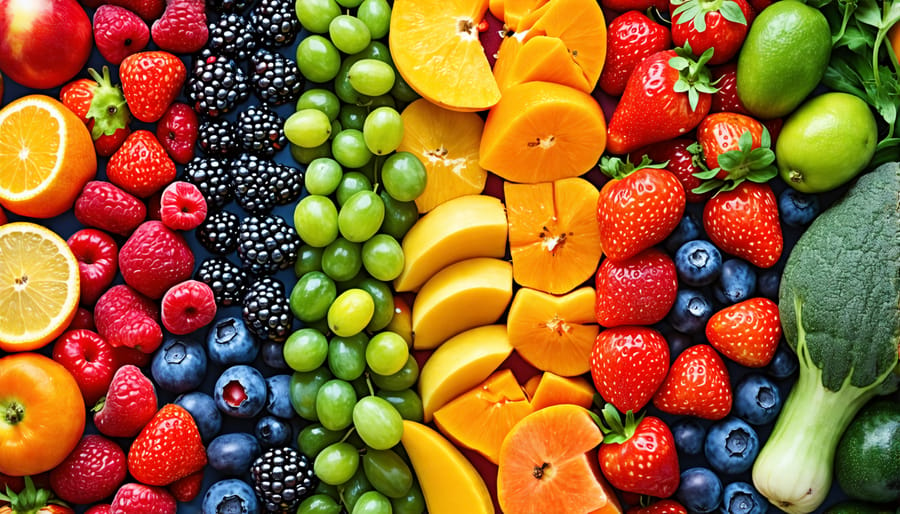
[
  {"x1": 208, "y1": 0, "x2": 255, "y2": 14},
  {"x1": 186, "y1": 50, "x2": 250, "y2": 117},
  {"x1": 184, "y1": 156, "x2": 233, "y2": 210},
  {"x1": 232, "y1": 154, "x2": 303, "y2": 214},
  {"x1": 237, "y1": 214, "x2": 300, "y2": 276},
  {"x1": 206, "y1": 14, "x2": 258, "y2": 61},
  {"x1": 250, "y1": 48, "x2": 303, "y2": 106},
  {"x1": 242, "y1": 276, "x2": 293, "y2": 342},
  {"x1": 250, "y1": 447, "x2": 316, "y2": 512},
  {"x1": 196, "y1": 209, "x2": 241, "y2": 254},
  {"x1": 235, "y1": 105, "x2": 287, "y2": 158},
  {"x1": 194, "y1": 256, "x2": 248, "y2": 307},
  {"x1": 250, "y1": 0, "x2": 301, "y2": 48},
  {"x1": 197, "y1": 117, "x2": 239, "y2": 157}
]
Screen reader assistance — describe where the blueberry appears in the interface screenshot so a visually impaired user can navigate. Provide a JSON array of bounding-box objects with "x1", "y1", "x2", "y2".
[
  {"x1": 665, "y1": 212, "x2": 704, "y2": 254},
  {"x1": 208, "y1": 432, "x2": 262, "y2": 476},
  {"x1": 667, "y1": 289, "x2": 714, "y2": 334},
  {"x1": 766, "y1": 342, "x2": 798, "y2": 379},
  {"x1": 676, "y1": 467, "x2": 723, "y2": 514},
  {"x1": 671, "y1": 417, "x2": 707, "y2": 456},
  {"x1": 201, "y1": 478, "x2": 260, "y2": 514},
  {"x1": 704, "y1": 417, "x2": 760, "y2": 475},
  {"x1": 207, "y1": 316, "x2": 259, "y2": 366},
  {"x1": 778, "y1": 188, "x2": 821, "y2": 227},
  {"x1": 675, "y1": 240, "x2": 723, "y2": 287},
  {"x1": 214, "y1": 364, "x2": 268, "y2": 418},
  {"x1": 151, "y1": 338, "x2": 208, "y2": 394},
  {"x1": 733, "y1": 373, "x2": 782, "y2": 425},
  {"x1": 175, "y1": 391, "x2": 222, "y2": 442},
  {"x1": 255, "y1": 415, "x2": 292, "y2": 448},
  {"x1": 261, "y1": 340, "x2": 289, "y2": 370},
  {"x1": 713, "y1": 259, "x2": 757, "y2": 305},
  {"x1": 757, "y1": 269, "x2": 781, "y2": 301},
  {"x1": 667, "y1": 331, "x2": 695, "y2": 361},
  {"x1": 265, "y1": 374, "x2": 294, "y2": 418},
  {"x1": 721, "y1": 481, "x2": 769, "y2": 514}
]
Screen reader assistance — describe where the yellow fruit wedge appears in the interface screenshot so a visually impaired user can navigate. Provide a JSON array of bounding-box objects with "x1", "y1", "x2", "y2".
[
  {"x1": 401, "y1": 420, "x2": 494, "y2": 514},
  {"x1": 419, "y1": 324, "x2": 513, "y2": 422},
  {"x1": 395, "y1": 194, "x2": 508, "y2": 292},
  {"x1": 411, "y1": 257, "x2": 513, "y2": 350}
]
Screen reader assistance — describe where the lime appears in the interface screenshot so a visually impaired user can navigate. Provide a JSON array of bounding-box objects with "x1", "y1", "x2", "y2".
[{"x1": 775, "y1": 92, "x2": 877, "y2": 193}]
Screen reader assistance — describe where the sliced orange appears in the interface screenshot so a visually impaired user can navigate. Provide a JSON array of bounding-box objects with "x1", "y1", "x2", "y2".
[
  {"x1": 389, "y1": 0, "x2": 501, "y2": 112},
  {"x1": 493, "y1": 36, "x2": 593, "y2": 94},
  {"x1": 479, "y1": 81, "x2": 606, "y2": 183},
  {"x1": 504, "y1": 177, "x2": 602, "y2": 294},
  {"x1": 502, "y1": 0, "x2": 550, "y2": 28},
  {"x1": 396, "y1": 99, "x2": 488, "y2": 213},
  {"x1": 0, "y1": 95, "x2": 97, "y2": 218},
  {"x1": 526, "y1": 372, "x2": 595, "y2": 410},
  {"x1": 0, "y1": 222, "x2": 80, "y2": 352}
]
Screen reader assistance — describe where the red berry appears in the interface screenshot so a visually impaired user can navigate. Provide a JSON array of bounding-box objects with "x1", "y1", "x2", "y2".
[
  {"x1": 128, "y1": 404, "x2": 207, "y2": 487},
  {"x1": 49, "y1": 434, "x2": 127, "y2": 505},
  {"x1": 74, "y1": 181, "x2": 147, "y2": 237},
  {"x1": 159, "y1": 181, "x2": 207, "y2": 231},
  {"x1": 94, "y1": 284, "x2": 163, "y2": 353},
  {"x1": 594, "y1": 247, "x2": 678, "y2": 327},
  {"x1": 151, "y1": 0, "x2": 209, "y2": 54},
  {"x1": 156, "y1": 102, "x2": 199, "y2": 164},
  {"x1": 93, "y1": 5, "x2": 150, "y2": 65},
  {"x1": 167, "y1": 470, "x2": 203, "y2": 502},
  {"x1": 67, "y1": 228, "x2": 119, "y2": 306},
  {"x1": 119, "y1": 220, "x2": 195, "y2": 299},
  {"x1": 161, "y1": 280, "x2": 218, "y2": 335},
  {"x1": 85, "y1": 505, "x2": 112, "y2": 514},
  {"x1": 94, "y1": 364, "x2": 158, "y2": 438},
  {"x1": 107, "y1": 130, "x2": 178, "y2": 198},
  {"x1": 51, "y1": 329, "x2": 116, "y2": 406},
  {"x1": 68, "y1": 306, "x2": 96, "y2": 331},
  {"x1": 110, "y1": 483, "x2": 176, "y2": 514},
  {"x1": 112, "y1": 345, "x2": 153, "y2": 368}
]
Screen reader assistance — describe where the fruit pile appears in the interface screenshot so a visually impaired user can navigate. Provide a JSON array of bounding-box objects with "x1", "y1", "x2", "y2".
[{"x1": 0, "y1": 0, "x2": 898, "y2": 513}]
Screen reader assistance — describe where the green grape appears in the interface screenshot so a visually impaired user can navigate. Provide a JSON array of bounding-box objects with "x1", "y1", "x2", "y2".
[
  {"x1": 291, "y1": 141, "x2": 332, "y2": 164},
  {"x1": 358, "y1": 94, "x2": 396, "y2": 110},
  {"x1": 289, "y1": 367, "x2": 333, "y2": 421},
  {"x1": 391, "y1": 481, "x2": 426, "y2": 514},
  {"x1": 342, "y1": 465, "x2": 374, "y2": 513},
  {"x1": 295, "y1": 0, "x2": 341, "y2": 33},
  {"x1": 297, "y1": 35, "x2": 342, "y2": 83},
  {"x1": 356, "y1": 278, "x2": 394, "y2": 332},
  {"x1": 379, "y1": 190, "x2": 419, "y2": 240},
  {"x1": 352, "y1": 158, "x2": 378, "y2": 184},
  {"x1": 335, "y1": 269, "x2": 370, "y2": 292},
  {"x1": 285, "y1": 109, "x2": 333, "y2": 148},
  {"x1": 316, "y1": 379, "x2": 358, "y2": 431},
  {"x1": 294, "y1": 195, "x2": 339, "y2": 248},
  {"x1": 353, "y1": 41, "x2": 393, "y2": 66},
  {"x1": 329, "y1": 14, "x2": 372, "y2": 55},
  {"x1": 314, "y1": 441, "x2": 360, "y2": 486},
  {"x1": 331, "y1": 119, "x2": 343, "y2": 138},
  {"x1": 363, "y1": 106, "x2": 404, "y2": 156},
  {"x1": 351, "y1": 490, "x2": 392, "y2": 514},
  {"x1": 340, "y1": 104, "x2": 368, "y2": 131},
  {"x1": 353, "y1": 396, "x2": 404, "y2": 450},
  {"x1": 295, "y1": 244, "x2": 325, "y2": 276},
  {"x1": 305, "y1": 158, "x2": 344, "y2": 196},
  {"x1": 363, "y1": 449, "x2": 413, "y2": 499},
  {"x1": 283, "y1": 327, "x2": 329, "y2": 372},
  {"x1": 370, "y1": 355, "x2": 419, "y2": 392},
  {"x1": 297, "y1": 88, "x2": 342, "y2": 121},
  {"x1": 298, "y1": 493, "x2": 343, "y2": 514},
  {"x1": 289, "y1": 271, "x2": 337, "y2": 323},
  {"x1": 298, "y1": 423, "x2": 345, "y2": 458},
  {"x1": 365, "y1": 331, "x2": 409, "y2": 376},
  {"x1": 314, "y1": 480, "x2": 340, "y2": 498},
  {"x1": 348, "y1": 59, "x2": 396, "y2": 97},
  {"x1": 361, "y1": 233, "x2": 404, "y2": 282},
  {"x1": 381, "y1": 152, "x2": 427, "y2": 202},
  {"x1": 390, "y1": 74, "x2": 420, "y2": 104},
  {"x1": 328, "y1": 288, "x2": 375, "y2": 337},
  {"x1": 328, "y1": 332, "x2": 369, "y2": 381},
  {"x1": 350, "y1": 374, "x2": 371, "y2": 398},
  {"x1": 356, "y1": 0, "x2": 391, "y2": 39},
  {"x1": 336, "y1": 171, "x2": 373, "y2": 206},
  {"x1": 334, "y1": 65, "x2": 362, "y2": 105},
  {"x1": 321, "y1": 237, "x2": 363, "y2": 282},
  {"x1": 376, "y1": 389, "x2": 424, "y2": 423},
  {"x1": 333, "y1": 129, "x2": 374, "y2": 169},
  {"x1": 336, "y1": 0, "x2": 363, "y2": 7},
  {"x1": 339, "y1": 190, "x2": 385, "y2": 243}
]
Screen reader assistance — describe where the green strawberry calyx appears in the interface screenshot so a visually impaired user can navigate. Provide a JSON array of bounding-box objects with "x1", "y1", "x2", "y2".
[
  {"x1": 86, "y1": 66, "x2": 132, "y2": 140},
  {"x1": 669, "y1": 42, "x2": 719, "y2": 111},
  {"x1": 0, "y1": 477, "x2": 68, "y2": 514},
  {"x1": 671, "y1": 0, "x2": 748, "y2": 32},
  {"x1": 599, "y1": 155, "x2": 668, "y2": 181},
  {"x1": 692, "y1": 126, "x2": 778, "y2": 194},
  {"x1": 594, "y1": 403, "x2": 642, "y2": 445}
]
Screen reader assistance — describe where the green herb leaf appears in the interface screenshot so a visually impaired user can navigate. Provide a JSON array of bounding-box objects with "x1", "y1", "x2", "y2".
[{"x1": 719, "y1": 0, "x2": 748, "y2": 25}]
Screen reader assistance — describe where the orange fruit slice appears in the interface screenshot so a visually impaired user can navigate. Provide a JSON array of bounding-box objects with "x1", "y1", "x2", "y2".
[
  {"x1": 525, "y1": 371, "x2": 595, "y2": 410},
  {"x1": 502, "y1": 0, "x2": 549, "y2": 28},
  {"x1": 504, "y1": 177, "x2": 602, "y2": 294},
  {"x1": 479, "y1": 81, "x2": 606, "y2": 183},
  {"x1": 0, "y1": 94, "x2": 97, "y2": 218},
  {"x1": 0, "y1": 222, "x2": 80, "y2": 352},
  {"x1": 396, "y1": 99, "x2": 488, "y2": 213},
  {"x1": 493, "y1": 36, "x2": 593, "y2": 94},
  {"x1": 389, "y1": 0, "x2": 501, "y2": 112},
  {"x1": 507, "y1": 286, "x2": 598, "y2": 376}
]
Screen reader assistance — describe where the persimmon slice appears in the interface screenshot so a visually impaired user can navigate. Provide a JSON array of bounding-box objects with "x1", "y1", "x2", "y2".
[
  {"x1": 494, "y1": 36, "x2": 593, "y2": 94},
  {"x1": 525, "y1": 372, "x2": 595, "y2": 410}
]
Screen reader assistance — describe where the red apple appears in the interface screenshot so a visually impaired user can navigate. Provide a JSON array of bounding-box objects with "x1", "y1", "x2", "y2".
[{"x1": 0, "y1": 0, "x2": 93, "y2": 89}]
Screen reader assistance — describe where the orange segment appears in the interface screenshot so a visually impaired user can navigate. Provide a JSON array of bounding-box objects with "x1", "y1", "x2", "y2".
[
  {"x1": 479, "y1": 81, "x2": 606, "y2": 183},
  {"x1": 504, "y1": 177, "x2": 602, "y2": 294},
  {"x1": 0, "y1": 95, "x2": 97, "y2": 218},
  {"x1": 396, "y1": 99, "x2": 488, "y2": 213},
  {"x1": 502, "y1": 0, "x2": 550, "y2": 28},
  {"x1": 0, "y1": 222, "x2": 80, "y2": 352},
  {"x1": 389, "y1": 0, "x2": 501, "y2": 111},
  {"x1": 527, "y1": 372, "x2": 596, "y2": 410},
  {"x1": 493, "y1": 36, "x2": 593, "y2": 94},
  {"x1": 507, "y1": 286, "x2": 598, "y2": 376}
]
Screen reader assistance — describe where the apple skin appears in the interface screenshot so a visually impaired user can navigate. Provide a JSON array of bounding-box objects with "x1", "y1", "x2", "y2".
[{"x1": 0, "y1": 0, "x2": 93, "y2": 89}]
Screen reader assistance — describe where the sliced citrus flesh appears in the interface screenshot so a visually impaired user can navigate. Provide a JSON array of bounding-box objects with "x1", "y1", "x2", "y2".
[
  {"x1": 502, "y1": 0, "x2": 550, "y2": 28},
  {"x1": 504, "y1": 177, "x2": 602, "y2": 294},
  {"x1": 389, "y1": 0, "x2": 501, "y2": 111},
  {"x1": 0, "y1": 222, "x2": 80, "y2": 351},
  {"x1": 396, "y1": 99, "x2": 488, "y2": 213},
  {"x1": 0, "y1": 95, "x2": 96, "y2": 218},
  {"x1": 493, "y1": 35, "x2": 593, "y2": 94},
  {"x1": 526, "y1": 371, "x2": 595, "y2": 410}
]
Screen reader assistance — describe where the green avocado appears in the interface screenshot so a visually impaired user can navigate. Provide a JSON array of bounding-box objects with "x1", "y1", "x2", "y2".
[{"x1": 834, "y1": 400, "x2": 900, "y2": 504}]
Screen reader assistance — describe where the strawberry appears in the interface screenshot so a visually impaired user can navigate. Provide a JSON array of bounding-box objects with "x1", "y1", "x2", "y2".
[
  {"x1": 48, "y1": 434, "x2": 127, "y2": 505},
  {"x1": 600, "y1": 0, "x2": 669, "y2": 12},
  {"x1": 59, "y1": 67, "x2": 131, "y2": 157},
  {"x1": 128, "y1": 404, "x2": 207, "y2": 486},
  {"x1": 94, "y1": 284, "x2": 164, "y2": 353},
  {"x1": 632, "y1": 138, "x2": 712, "y2": 203},
  {"x1": 151, "y1": 0, "x2": 209, "y2": 54},
  {"x1": 93, "y1": 5, "x2": 150, "y2": 65},
  {"x1": 598, "y1": 10, "x2": 672, "y2": 97},
  {"x1": 652, "y1": 344, "x2": 732, "y2": 420},
  {"x1": 51, "y1": 329, "x2": 116, "y2": 406},
  {"x1": 0, "y1": 478, "x2": 71, "y2": 514},
  {"x1": 155, "y1": 102, "x2": 198, "y2": 164},
  {"x1": 107, "y1": 130, "x2": 178, "y2": 198},
  {"x1": 596, "y1": 157, "x2": 686, "y2": 262},
  {"x1": 706, "y1": 297, "x2": 781, "y2": 367},
  {"x1": 692, "y1": 112, "x2": 777, "y2": 191},
  {"x1": 109, "y1": 483, "x2": 175, "y2": 514},
  {"x1": 94, "y1": 364, "x2": 159, "y2": 438},
  {"x1": 166, "y1": 471, "x2": 203, "y2": 503},
  {"x1": 627, "y1": 500, "x2": 688, "y2": 514},
  {"x1": 709, "y1": 62, "x2": 749, "y2": 115},
  {"x1": 594, "y1": 248, "x2": 678, "y2": 327},
  {"x1": 669, "y1": 0, "x2": 753, "y2": 65},
  {"x1": 597, "y1": 406, "x2": 680, "y2": 497},
  {"x1": 606, "y1": 44, "x2": 717, "y2": 155},
  {"x1": 119, "y1": 50, "x2": 187, "y2": 123},
  {"x1": 702, "y1": 181, "x2": 783, "y2": 268},
  {"x1": 590, "y1": 326, "x2": 670, "y2": 413},
  {"x1": 106, "y1": 0, "x2": 166, "y2": 22}
]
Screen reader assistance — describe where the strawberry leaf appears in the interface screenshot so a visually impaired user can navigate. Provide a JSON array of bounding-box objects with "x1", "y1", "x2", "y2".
[{"x1": 719, "y1": 0, "x2": 748, "y2": 25}]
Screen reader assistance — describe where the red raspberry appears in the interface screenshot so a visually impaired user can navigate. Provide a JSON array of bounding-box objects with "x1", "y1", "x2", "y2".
[
  {"x1": 94, "y1": 284, "x2": 163, "y2": 353},
  {"x1": 156, "y1": 102, "x2": 198, "y2": 164},
  {"x1": 67, "y1": 228, "x2": 119, "y2": 306},
  {"x1": 94, "y1": 364, "x2": 158, "y2": 438},
  {"x1": 112, "y1": 345, "x2": 153, "y2": 368},
  {"x1": 159, "y1": 181, "x2": 207, "y2": 231},
  {"x1": 74, "y1": 181, "x2": 147, "y2": 237},
  {"x1": 151, "y1": 0, "x2": 208, "y2": 55},
  {"x1": 167, "y1": 470, "x2": 203, "y2": 502},
  {"x1": 110, "y1": 483, "x2": 176, "y2": 514},
  {"x1": 119, "y1": 220, "x2": 195, "y2": 299},
  {"x1": 68, "y1": 306, "x2": 96, "y2": 331},
  {"x1": 161, "y1": 280, "x2": 217, "y2": 335},
  {"x1": 49, "y1": 434, "x2": 127, "y2": 505},
  {"x1": 51, "y1": 329, "x2": 116, "y2": 405},
  {"x1": 93, "y1": 5, "x2": 150, "y2": 65}
]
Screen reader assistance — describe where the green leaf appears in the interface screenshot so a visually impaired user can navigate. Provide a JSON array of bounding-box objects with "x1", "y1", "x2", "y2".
[
  {"x1": 669, "y1": 56, "x2": 691, "y2": 70},
  {"x1": 737, "y1": 130, "x2": 754, "y2": 153},
  {"x1": 691, "y1": 179, "x2": 725, "y2": 195},
  {"x1": 688, "y1": 87, "x2": 700, "y2": 111},
  {"x1": 693, "y1": 167, "x2": 721, "y2": 180},
  {"x1": 716, "y1": 151, "x2": 743, "y2": 170},
  {"x1": 747, "y1": 168, "x2": 779, "y2": 183},
  {"x1": 719, "y1": 0, "x2": 747, "y2": 25}
]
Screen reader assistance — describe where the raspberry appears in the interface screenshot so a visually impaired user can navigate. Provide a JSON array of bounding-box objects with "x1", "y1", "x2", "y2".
[
  {"x1": 92, "y1": 5, "x2": 150, "y2": 65},
  {"x1": 159, "y1": 181, "x2": 208, "y2": 231},
  {"x1": 110, "y1": 483, "x2": 176, "y2": 514},
  {"x1": 161, "y1": 280, "x2": 218, "y2": 335},
  {"x1": 49, "y1": 434, "x2": 127, "y2": 505},
  {"x1": 151, "y1": 0, "x2": 209, "y2": 54},
  {"x1": 68, "y1": 307, "x2": 97, "y2": 331},
  {"x1": 94, "y1": 284, "x2": 163, "y2": 353},
  {"x1": 67, "y1": 228, "x2": 119, "y2": 306},
  {"x1": 74, "y1": 181, "x2": 147, "y2": 237},
  {"x1": 119, "y1": 221, "x2": 195, "y2": 299}
]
